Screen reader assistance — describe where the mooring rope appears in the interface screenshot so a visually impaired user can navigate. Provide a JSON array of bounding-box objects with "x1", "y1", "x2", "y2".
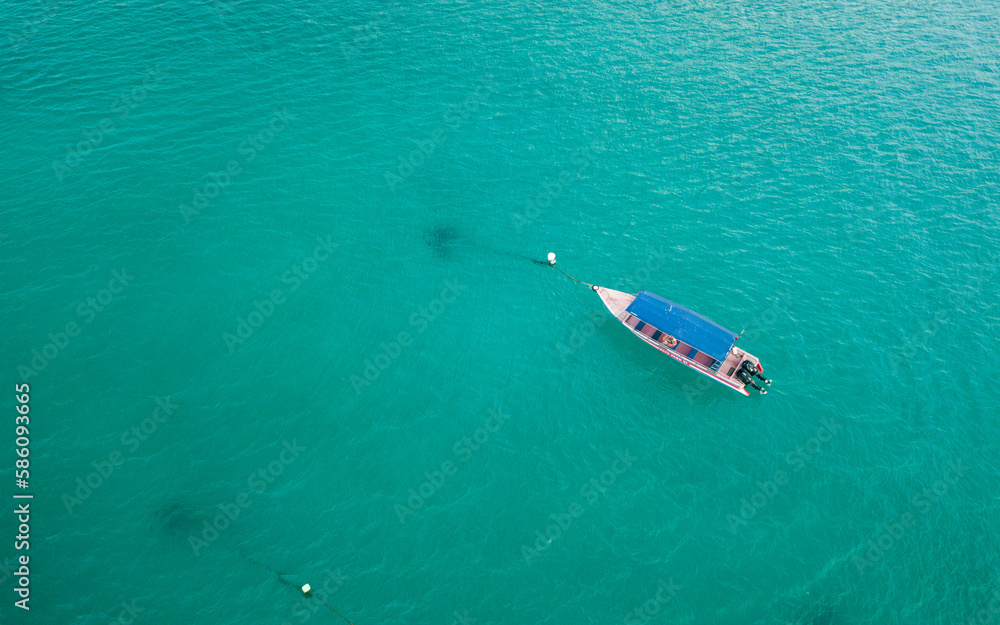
[
  {"x1": 244, "y1": 554, "x2": 358, "y2": 625},
  {"x1": 545, "y1": 254, "x2": 595, "y2": 289},
  {"x1": 312, "y1": 597, "x2": 356, "y2": 625},
  {"x1": 553, "y1": 265, "x2": 595, "y2": 288}
]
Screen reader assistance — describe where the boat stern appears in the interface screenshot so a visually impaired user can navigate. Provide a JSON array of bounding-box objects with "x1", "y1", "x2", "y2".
[{"x1": 720, "y1": 347, "x2": 771, "y2": 395}]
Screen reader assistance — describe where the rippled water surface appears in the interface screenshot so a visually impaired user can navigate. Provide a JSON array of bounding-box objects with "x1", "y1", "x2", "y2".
[{"x1": 2, "y1": 1, "x2": 999, "y2": 623}]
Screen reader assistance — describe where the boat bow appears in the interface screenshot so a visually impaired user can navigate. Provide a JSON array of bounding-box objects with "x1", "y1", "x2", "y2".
[{"x1": 593, "y1": 286, "x2": 635, "y2": 319}]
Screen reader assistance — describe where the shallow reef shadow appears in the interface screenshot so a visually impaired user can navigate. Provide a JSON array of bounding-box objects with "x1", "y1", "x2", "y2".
[
  {"x1": 154, "y1": 500, "x2": 203, "y2": 538},
  {"x1": 787, "y1": 599, "x2": 845, "y2": 625},
  {"x1": 423, "y1": 223, "x2": 460, "y2": 260}
]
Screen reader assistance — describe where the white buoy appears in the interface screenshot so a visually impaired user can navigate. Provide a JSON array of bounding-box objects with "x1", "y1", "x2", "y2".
[
  {"x1": 301, "y1": 584, "x2": 312, "y2": 595},
  {"x1": 547, "y1": 252, "x2": 556, "y2": 265}
]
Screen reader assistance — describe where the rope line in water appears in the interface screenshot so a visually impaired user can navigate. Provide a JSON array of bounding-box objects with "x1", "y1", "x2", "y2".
[
  {"x1": 245, "y1": 554, "x2": 358, "y2": 625},
  {"x1": 298, "y1": 580, "x2": 358, "y2": 625},
  {"x1": 312, "y1": 597, "x2": 356, "y2": 625},
  {"x1": 549, "y1": 261, "x2": 595, "y2": 288}
]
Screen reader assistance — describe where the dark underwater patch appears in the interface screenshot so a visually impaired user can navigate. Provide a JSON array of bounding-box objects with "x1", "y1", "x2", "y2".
[
  {"x1": 789, "y1": 600, "x2": 843, "y2": 625},
  {"x1": 155, "y1": 501, "x2": 201, "y2": 537},
  {"x1": 424, "y1": 224, "x2": 459, "y2": 260}
]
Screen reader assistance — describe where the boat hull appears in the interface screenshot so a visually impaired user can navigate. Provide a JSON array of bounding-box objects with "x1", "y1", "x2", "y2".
[{"x1": 593, "y1": 286, "x2": 752, "y2": 396}]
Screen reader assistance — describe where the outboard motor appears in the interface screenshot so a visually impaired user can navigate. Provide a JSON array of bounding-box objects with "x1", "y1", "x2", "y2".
[
  {"x1": 737, "y1": 361, "x2": 767, "y2": 394},
  {"x1": 741, "y1": 360, "x2": 772, "y2": 385}
]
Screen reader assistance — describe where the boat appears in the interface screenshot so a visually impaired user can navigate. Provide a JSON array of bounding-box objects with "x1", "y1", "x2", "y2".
[{"x1": 546, "y1": 254, "x2": 770, "y2": 396}]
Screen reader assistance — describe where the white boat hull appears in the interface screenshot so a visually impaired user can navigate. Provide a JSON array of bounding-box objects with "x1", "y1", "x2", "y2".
[{"x1": 593, "y1": 286, "x2": 753, "y2": 396}]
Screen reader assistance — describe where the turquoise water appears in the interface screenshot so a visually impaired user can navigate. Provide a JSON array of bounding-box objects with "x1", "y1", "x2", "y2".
[{"x1": 2, "y1": 0, "x2": 1000, "y2": 623}]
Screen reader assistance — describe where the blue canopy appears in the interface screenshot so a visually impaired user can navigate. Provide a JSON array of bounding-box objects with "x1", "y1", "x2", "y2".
[{"x1": 624, "y1": 291, "x2": 737, "y2": 362}]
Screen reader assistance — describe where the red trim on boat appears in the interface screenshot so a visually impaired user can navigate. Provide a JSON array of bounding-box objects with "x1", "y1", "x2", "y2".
[{"x1": 626, "y1": 325, "x2": 749, "y2": 396}]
